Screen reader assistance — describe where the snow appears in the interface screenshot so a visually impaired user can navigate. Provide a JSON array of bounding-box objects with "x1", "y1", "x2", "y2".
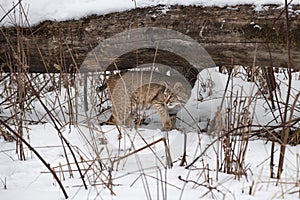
[
  {"x1": 0, "y1": 68, "x2": 300, "y2": 200},
  {"x1": 0, "y1": 0, "x2": 300, "y2": 25}
]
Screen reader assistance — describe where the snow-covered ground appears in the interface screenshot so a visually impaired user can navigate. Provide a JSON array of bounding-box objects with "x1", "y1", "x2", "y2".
[
  {"x1": 0, "y1": 68, "x2": 299, "y2": 200},
  {"x1": 1, "y1": 0, "x2": 300, "y2": 25}
]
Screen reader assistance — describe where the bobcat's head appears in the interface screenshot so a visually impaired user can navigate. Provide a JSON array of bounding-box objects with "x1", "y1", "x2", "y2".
[{"x1": 163, "y1": 81, "x2": 191, "y2": 114}]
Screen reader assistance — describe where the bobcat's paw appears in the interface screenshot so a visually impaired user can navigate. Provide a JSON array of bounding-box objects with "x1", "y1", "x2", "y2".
[{"x1": 162, "y1": 121, "x2": 172, "y2": 131}]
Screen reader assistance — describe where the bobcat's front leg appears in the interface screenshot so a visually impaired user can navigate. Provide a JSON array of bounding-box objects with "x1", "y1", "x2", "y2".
[
  {"x1": 169, "y1": 114, "x2": 177, "y2": 130},
  {"x1": 153, "y1": 103, "x2": 172, "y2": 131}
]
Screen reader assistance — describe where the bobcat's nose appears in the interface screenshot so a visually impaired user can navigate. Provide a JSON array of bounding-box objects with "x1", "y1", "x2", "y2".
[{"x1": 167, "y1": 104, "x2": 176, "y2": 109}]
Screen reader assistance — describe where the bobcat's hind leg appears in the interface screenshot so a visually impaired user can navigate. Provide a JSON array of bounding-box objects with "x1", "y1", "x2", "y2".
[{"x1": 101, "y1": 114, "x2": 116, "y2": 125}]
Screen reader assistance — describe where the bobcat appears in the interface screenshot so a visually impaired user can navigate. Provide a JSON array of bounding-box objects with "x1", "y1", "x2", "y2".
[{"x1": 103, "y1": 71, "x2": 191, "y2": 130}]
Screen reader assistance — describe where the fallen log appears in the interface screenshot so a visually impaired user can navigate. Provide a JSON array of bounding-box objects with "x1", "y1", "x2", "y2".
[{"x1": 0, "y1": 4, "x2": 299, "y2": 74}]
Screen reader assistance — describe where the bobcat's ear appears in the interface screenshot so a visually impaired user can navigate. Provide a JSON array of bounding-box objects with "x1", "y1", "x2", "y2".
[
  {"x1": 173, "y1": 82, "x2": 183, "y2": 90},
  {"x1": 163, "y1": 81, "x2": 171, "y2": 88},
  {"x1": 162, "y1": 81, "x2": 171, "y2": 95}
]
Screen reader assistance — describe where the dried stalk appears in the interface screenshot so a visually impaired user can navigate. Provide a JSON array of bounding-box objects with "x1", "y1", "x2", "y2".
[{"x1": 277, "y1": 0, "x2": 293, "y2": 180}]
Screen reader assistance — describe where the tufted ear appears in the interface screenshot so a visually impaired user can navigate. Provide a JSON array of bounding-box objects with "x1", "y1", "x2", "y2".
[
  {"x1": 173, "y1": 82, "x2": 183, "y2": 90},
  {"x1": 161, "y1": 81, "x2": 171, "y2": 96},
  {"x1": 162, "y1": 81, "x2": 171, "y2": 89}
]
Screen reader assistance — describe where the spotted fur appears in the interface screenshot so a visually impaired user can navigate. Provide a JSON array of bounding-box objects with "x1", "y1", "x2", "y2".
[{"x1": 104, "y1": 71, "x2": 191, "y2": 130}]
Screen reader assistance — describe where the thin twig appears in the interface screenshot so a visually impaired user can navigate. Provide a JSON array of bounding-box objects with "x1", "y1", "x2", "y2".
[{"x1": 0, "y1": 0, "x2": 22, "y2": 23}]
